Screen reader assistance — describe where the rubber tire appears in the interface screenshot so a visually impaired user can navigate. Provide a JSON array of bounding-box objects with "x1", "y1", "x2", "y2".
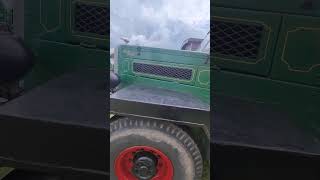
[{"x1": 110, "y1": 118, "x2": 203, "y2": 180}]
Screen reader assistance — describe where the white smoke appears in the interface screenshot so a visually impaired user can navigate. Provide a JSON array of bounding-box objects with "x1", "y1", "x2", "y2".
[{"x1": 110, "y1": 0, "x2": 210, "y2": 49}]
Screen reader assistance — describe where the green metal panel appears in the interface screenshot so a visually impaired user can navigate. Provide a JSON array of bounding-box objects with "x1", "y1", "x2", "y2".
[
  {"x1": 196, "y1": 66, "x2": 210, "y2": 89},
  {"x1": 23, "y1": 0, "x2": 108, "y2": 88},
  {"x1": 25, "y1": 0, "x2": 108, "y2": 49},
  {"x1": 212, "y1": 3, "x2": 320, "y2": 141},
  {"x1": 0, "y1": 3, "x2": 12, "y2": 29},
  {"x1": 212, "y1": 7, "x2": 281, "y2": 76},
  {"x1": 119, "y1": 45, "x2": 208, "y2": 65},
  {"x1": 213, "y1": 69, "x2": 320, "y2": 139},
  {"x1": 24, "y1": 40, "x2": 107, "y2": 88},
  {"x1": 271, "y1": 15, "x2": 320, "y2": 86},
  {"x1": 24, "y1": 0, "x2": 68, "y2": 43},
  {"x1": 66, "y1": 0, "x2": 108, "y2": 49},
  {"x1": 117, "y1": 45, "x2": 210, "y2": 103},
  {"x1": 0, "y1": 4, "x2": 5, "y2": 22},
  {"x1": 213, "y1": 0, "x2": 320, "y2": 17}
]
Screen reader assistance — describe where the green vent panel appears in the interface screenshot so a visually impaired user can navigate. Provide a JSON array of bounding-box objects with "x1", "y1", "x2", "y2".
[
  {"x1": 271, "y1": 15, "x2": 320, "y2": 87},
  {"x1": 74, "y1": 2, "x2": 107, "y2": 36},
  {"x1": 212, "y1": 7, "x2": 281, "y2": 76},
  {"x1": 213, "y1": 20, "x2": 264, "y2": 60},
  {"x1": 133, "y1": 62, "x2": 193, "y2": 80}
]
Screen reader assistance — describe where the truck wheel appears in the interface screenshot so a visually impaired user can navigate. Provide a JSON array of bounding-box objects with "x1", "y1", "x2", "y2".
[{"x1": 110, "y1": 118, "x2": 203, "y2": 180}]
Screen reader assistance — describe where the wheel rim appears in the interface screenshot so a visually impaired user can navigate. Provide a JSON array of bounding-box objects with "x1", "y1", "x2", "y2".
[{"x1": 115, "y1": 146, "x2": 174, "y2": 180}]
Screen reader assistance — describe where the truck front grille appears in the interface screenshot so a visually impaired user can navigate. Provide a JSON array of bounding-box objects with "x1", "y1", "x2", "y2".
[
  {"x1": 133, "y1": 63, "x2": 193, "y2": 81},
  {"x1": 74, "y1": 2, "x2": 107, "y2": 36},
  {"x1": 213, "y1": 19, "x2": 264, "y2": 59}
]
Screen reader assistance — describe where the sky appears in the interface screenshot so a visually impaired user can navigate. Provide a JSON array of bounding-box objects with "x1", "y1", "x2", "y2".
[{"x1": 110, "y1": 0, "x2": 210, "y2": 50}]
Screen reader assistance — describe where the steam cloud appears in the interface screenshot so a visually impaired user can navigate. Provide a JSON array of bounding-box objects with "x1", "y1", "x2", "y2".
[{"x1": 110, "y1": 0, "x2": 210, "y2": 49}]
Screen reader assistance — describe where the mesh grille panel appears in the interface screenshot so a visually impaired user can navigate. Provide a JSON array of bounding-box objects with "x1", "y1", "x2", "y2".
[
  {"x1": 213, "y1": 19, "x2": 264, "y2": 59},
  {"x1": 133, "y1": 63, "x2": 193, "y2": 80},
  {"x1": 74, "y1": 2, "x2": 107, "y2": 36}
]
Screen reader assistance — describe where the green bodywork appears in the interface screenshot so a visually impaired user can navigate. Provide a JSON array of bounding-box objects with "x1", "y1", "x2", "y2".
[
  {"x1": 0, "y1": 0, "x2": 108, "y2": 176},
  {"x1": 0, "y1": 4, "x2": 6, "y2": 22},
  {"x1": 116, "y1": 45, "x2": 210, "y2": 103},
  {"x1": 212, "y1": 3, "x2": 320, "y2": 138},
  {"x1": 22, "y1": 0, "x2": 108, "y2": 88},
  {"x1": 0, "y1": 3, "x2": 12, "y2": 28},
  {"x1": 113, "y1": 44, "x2": 210, "y2": 174}
]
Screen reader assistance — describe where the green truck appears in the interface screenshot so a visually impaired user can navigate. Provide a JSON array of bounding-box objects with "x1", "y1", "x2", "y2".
[
  {"x1": 212, "y1": 0, "x2": 320, "y2": 179},
  {"x1": 110, "y1": 34, "x2": 210, "y2": 180},
  {"x1": 0, "y1": 0, "x2": 107, "y2": 179}
]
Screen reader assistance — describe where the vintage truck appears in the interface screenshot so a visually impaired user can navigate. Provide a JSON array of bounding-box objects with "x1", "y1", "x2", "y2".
[
  {"x1": 212, "y1": 0, "x2": 320, "y2": 179},
  {"x1": 110, "y1": 33, "x2": 210, "y2": 180},
  {"x1": 0, "y1": 0, "x2": 107, "y2": 179}
]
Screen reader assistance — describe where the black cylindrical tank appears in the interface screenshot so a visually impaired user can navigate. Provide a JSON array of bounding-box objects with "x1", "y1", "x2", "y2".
[
  {"x1": 110, "y1": 71, "x2": 120, "y2": 91},
  {"x1": 0, "y1": 32, "x2": 34, "y2": 83}
]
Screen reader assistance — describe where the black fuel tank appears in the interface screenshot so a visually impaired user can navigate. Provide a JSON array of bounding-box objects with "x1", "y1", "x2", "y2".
[{"x1": 0, "y1": 32, "x2": 34, "y2": 83}]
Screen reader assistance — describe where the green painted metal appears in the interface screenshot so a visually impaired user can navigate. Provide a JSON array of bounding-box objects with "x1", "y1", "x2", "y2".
[
  {"x1": 0, "y1": 3, "x2": 5, "y2": 22},
  {"x1": 0, "y1": 0, "x2": 108, "y2": 173},
  {"x1": 23, "y1": 0, "x2": 108, "y2": 88},
  {"x1": 114, "y1": 44, "x2": 210, "y2": 162},
  {"x1": 116, "y1": 45, "x2": 210, "y2": 103},
  {"x1": 212, "y1": 2, "x2": 320, "y2": 138},
  {"x1": 24, "y1": 40, "x2": 107, "y2": 88},
  {"x1": 213, "y1": 0, "x2": 320, "y2": 16},
  {"x1": 0, "y1": 3, "x2": 12, "y2": 28},
  {"x1": 271, "y1": 15, "x2": 320, "y2": 86},
  {"x1": 213, "y1": 7, "x2": 281, "y2": 76}
]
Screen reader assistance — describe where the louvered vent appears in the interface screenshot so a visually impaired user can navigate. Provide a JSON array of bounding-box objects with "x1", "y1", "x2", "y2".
[
  {"x1": 133, "y1": 63, "x2": 193, "y2": 80},
  {"x1": 213, "y1": 19, "x2": 264, "y2": 60},
  {"x1": 74, "y1": 2, "x2": 107, "y2": 36}
]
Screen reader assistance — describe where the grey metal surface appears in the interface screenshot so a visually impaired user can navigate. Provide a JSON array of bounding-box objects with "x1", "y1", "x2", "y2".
[
  {"x1": 0, "y1": 68, "x2": 107, "y2": 175},
  {"x1": 111, "y1": 84, "x2": 210, "y2": 137},
  {"x1": 212, "y1": 95, "x2": 320, "y2": 156},
  {"x1": 111, "y1": 84, "x2": 209, "y2": 111},
  {"x1": 0, "y1": 68, "x2": 106, "y2": 129}
]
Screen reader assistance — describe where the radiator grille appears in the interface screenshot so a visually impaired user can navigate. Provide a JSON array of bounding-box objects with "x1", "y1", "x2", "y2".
[
  {"x1": 213, "y1": 19, "x2": 264, "y2": 59},
  {"x1": 133, "y1": 63, "x2": 193, "y2": 80},
  {"x1": 74, "y1": 2, "x2": 107, "y2": 36}
]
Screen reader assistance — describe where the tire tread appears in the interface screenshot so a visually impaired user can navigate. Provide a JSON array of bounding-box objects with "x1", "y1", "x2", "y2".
[{"x1": 111, "y1": 118, "x2": 203, "y2": 179}]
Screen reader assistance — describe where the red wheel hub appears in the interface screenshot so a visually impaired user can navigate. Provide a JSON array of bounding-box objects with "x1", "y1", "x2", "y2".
[{"x1": 115, "y1": 146, "x2": 174, "y2": 180}]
